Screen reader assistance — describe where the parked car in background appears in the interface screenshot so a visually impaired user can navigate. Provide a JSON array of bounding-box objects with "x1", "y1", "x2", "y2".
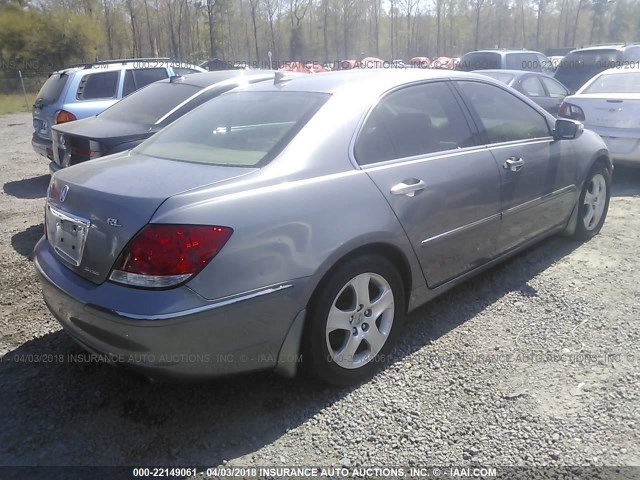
[
  {"x1": 458, "y1": 49, "x2": 554, "y2": 73},
  {"x1": 408, "y1": 57, "x2": 431, "y2": 68},
  {"x1": 558, "y1": 66, "x2": 640, "y2": 166},
  {"x1": 36, "y1": 69, "x2": 611, "y2": 386},
  {"x1": 555, "y1": 44, "x2": 640, "y2": 93},
  {"x1": 431, "y1": 57, "x2": 455, "y2": 69},
  {"x1": 49, "y1": 71, "x2": 275, "y2": 173},
  {"x1": 32, "y1": 58, "x2": 205, "y2": 160},
  {"x1": 473, "y1": 69, "x2": 569, "y2": 115}
]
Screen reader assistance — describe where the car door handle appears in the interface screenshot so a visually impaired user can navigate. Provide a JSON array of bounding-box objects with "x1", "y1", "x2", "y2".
[
  {"x1": 390, "y1": 179, "x2": 426, "y2": 197},
  {"x1": 503, "y1": 157, "x2": 525, "y2": 172}
]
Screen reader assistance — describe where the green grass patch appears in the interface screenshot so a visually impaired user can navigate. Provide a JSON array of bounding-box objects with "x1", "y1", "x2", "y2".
[{"x1": 0, "y1": 93, "x2": 35, "y2": 114}]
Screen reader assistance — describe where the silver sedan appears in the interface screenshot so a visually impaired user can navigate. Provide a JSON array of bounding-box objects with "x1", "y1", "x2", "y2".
[{"x1": 35, "y1": 69, "x2": 612, "y2": 386}]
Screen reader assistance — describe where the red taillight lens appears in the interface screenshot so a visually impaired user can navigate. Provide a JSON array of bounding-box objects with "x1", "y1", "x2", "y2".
[
  {"x1": 55, "y1": 110, "x2": 77, "y2": 124},
  {"x1": 558, "y1": 102, "x2": 585, "y2": 121},
  {"x1": 110, "y1": 224, "x2": 233, "y2": 288}
]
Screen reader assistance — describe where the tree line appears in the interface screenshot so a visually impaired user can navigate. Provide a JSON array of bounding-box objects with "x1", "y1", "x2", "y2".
[{"x1": 1, "y1": 0, "x2": 639, "y2": 76}]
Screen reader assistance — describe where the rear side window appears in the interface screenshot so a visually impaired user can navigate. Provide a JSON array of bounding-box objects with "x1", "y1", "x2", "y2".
[
  {"x1": 77, "y1": 71, "x2": 119, "y2": 100},
  {"x1": 99, "y1": 83, "x2": 201, "y2": 124},
  {"x1": 458, "y1": 52, "x2": 501, "y2": 71},
  {"x1": 36, "y1": 73, "x2": 68, "y2": 104},
  {"x1": 136, "y1": 91, "x2": 328, "y2": 167},
  {"x1": 457, "y1": 81, "x2": 550, "y2": 144},
  {"x1": 123, "y1": 68, "x2": 169, "y2": 96},
  {"x1": 520, "y1": 76, "x2": 546, "y2": 97},
  {"x1": 355, "y1": 82, "x2": 475, "y2": 165}
]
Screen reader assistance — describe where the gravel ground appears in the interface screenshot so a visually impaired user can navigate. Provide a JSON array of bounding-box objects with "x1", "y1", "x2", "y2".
[{"x1": 0, "y1": 112, "x2": 639, "y2": 471}]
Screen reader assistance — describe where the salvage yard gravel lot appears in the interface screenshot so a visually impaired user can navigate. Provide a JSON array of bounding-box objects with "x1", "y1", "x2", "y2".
[{"x1": 0, "y1": 111, "x2": 639, "y2": 468}]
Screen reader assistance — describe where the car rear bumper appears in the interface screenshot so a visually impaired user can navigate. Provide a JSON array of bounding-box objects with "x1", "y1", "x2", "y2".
[
  {"x1": 32, "y1": 133, "x2": 53, "y2": 160},
  {"x1": 34, "y1": 238, "x2": 307, "y2": 380}
]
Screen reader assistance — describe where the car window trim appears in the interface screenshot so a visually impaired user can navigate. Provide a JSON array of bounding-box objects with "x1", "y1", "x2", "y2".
[
  {"x1": 350, "y1": 79, "x2": 481, "y2": 168},
  {"x1": 451, "y1": 79, "x2": 553, "y2": 146}
]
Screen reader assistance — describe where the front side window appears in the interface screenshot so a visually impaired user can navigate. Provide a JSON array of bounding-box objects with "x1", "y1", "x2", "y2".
[
  {"x1": 457, "y1": 81, "x2": 550, "y2": 144},
  {"x1": 78, "y1": 71, "x2": 119, "y2": 100},
  {"x1": 136, "y1": 91, "x2": 328, "y2": 167},
  {"x1": 355, "y1": 82, "x2": 475, "y2": 165}
]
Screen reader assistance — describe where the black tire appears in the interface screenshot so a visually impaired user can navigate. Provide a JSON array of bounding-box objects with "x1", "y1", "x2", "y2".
[
  {"x1": 574, "y1": 164, "x2": 611, "y2": 241},
  {"x1": 302, "y1": 254, "x2": 405, "y2": 387}
]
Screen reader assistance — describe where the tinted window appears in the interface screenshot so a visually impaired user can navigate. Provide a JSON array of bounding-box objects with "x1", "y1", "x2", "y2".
[
  {"x1": 561, "y1": 49, "x2": 622, "y2": 68},
  {"x1": 540, "y1": 76, "x2": 568, "y2": 98},
  {"x1": 355, "y1": 82, "x2": 475, "y2": 165},
  {"x1": 583, "y1": 72, "x2": 640, "y2": 94},
  {"x1": 99, "y1": 83, "x2": 201, "y2": 124},
  {"x1": 457, "y1": 81, "x2": 550, "y2": 144},
  {"x1": 458, "y1": 52, "x2": 501, "y2": 71},
  {"x1": 136, "y1": 91, "x2": 328, "y2": 166},
  {"x1": 123, "y1": 68, "x2": 169, "y2": 96},
  {"x1": 520, "y1": 76, "x2": 546, "y2": 97},
  {"x1": 36, "y1": 73, "x2": 68, "y2": 104},
  {"x1": 506, "y1": 53, "x2": 541, "y2": 71},
  {"x1": 78, "y1": 71, "x2": 119, "y2": 99}
]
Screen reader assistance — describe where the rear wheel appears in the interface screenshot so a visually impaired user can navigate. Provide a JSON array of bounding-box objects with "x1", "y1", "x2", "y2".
[
  {"x1": 303, "y1": 254, "x2": 405, "y2": 386},
  {"x1": 574, "y1": 164, "x2": 611, "y2": 241}
]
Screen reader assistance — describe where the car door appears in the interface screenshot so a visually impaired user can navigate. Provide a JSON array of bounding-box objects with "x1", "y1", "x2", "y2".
[
  {"x1": 539, "y1": 75, "x2": 569, "y2": 116},
  {"x1": 455, "y1": 80, "x2": 577, "y2": 254},
  {"x1": 355, "y1": 81, "x2": 502, "y2": 288},
  {"x1": 518, "y1": 74, "x2": 555, "y2": 113}
]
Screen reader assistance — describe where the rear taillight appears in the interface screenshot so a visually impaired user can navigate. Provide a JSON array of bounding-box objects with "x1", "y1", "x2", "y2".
[
  {"x1": 109, "y1": 224, "x2": 233, "y2": 288},
  {"x1": 558, "y1": 102, "x2": 585, "y2": 121},
  {"x1": 55, "y1": 110, "x2": 77, "y2": 124}
]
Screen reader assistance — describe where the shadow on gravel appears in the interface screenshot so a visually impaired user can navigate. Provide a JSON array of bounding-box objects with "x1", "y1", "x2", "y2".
[
  {"x1": 0, "y1": 235, "x2": 582, "y2": 467},
  {"x1": 612, "y1": 165, "x2": 640, "y2": 197},
  {"x1": 3, "y1": 174, "x2": 50, "y2": 199},
  {"x1": 11, "y1": 223, "x2": 44, "y2": 259}
]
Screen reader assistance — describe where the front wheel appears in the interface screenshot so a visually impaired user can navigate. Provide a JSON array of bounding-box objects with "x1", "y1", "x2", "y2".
[
  {"x1": 302, "y1": 254, "x2": 405, "y2": 386},
  {"x1": 574, "y1": 164, "x2": 611, "y2": 241}
]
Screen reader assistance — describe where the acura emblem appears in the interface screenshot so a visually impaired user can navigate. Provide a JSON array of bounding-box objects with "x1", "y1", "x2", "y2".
[{"x1": 59, "y1": 185, "x2": 69, "y2": 203}]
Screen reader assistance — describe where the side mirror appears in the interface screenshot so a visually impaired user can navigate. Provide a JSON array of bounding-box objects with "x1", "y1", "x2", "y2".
[{"x1": 554, "y1": 118, "x2": 583, "y2": 140}]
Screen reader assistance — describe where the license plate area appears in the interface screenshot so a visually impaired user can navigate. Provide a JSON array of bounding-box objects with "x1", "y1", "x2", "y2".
[{"x1": 46, "y1": 204, "x2": 90, "y2": 267}]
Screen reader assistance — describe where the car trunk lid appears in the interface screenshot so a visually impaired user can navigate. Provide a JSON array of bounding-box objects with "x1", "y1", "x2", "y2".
[
  {"x1": 572, "y1": 94, "x2": 640, "y2": 129},
  {"x1": 46, "y1": 152, "x2": 257, "y2": 284},
  {"x1": 32, "y1": 72, "x2": 70, "y2": 140},
  {"x1": 52, "y1": 117, "x2": 152, "y2": 168}
]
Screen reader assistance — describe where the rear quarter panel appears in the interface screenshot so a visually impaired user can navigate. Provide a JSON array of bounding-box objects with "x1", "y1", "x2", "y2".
[{"x1": 149, "y1": 92, "x2": 426, "y2": 306}]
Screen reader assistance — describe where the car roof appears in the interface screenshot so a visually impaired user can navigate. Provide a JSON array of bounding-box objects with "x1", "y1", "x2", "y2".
[
  {"x1": 243, "y1": 69, "x2": 494, "y2": 95},
  {"x1": 170, "y1": 70, "x2": 275, "y2": 88},
  {"x1": 599, "y1": 64, "x2": 640, "y2": 75},
  {"x1": 569, "y1": 45, "x2": 629, "y2": 53},
  {"x1": 463, "y1": 49, "x2": 545, "y2": 55},
  {"x1": 52, "y1": 59, "x2": 204, "y2": 76}
]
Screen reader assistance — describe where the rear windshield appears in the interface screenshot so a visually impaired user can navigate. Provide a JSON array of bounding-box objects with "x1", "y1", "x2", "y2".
[
  {"x1": 476, "y1": 71, "x2": 515, "y2": 84},
  {"x1": 458, "y1": 53, "x2": 500, "y2": 71},
  {"x1": 584, "y1": 72, "x2": 640, "y2": 94},
  {"x1": 559, "y1": 49, "x2": 622, "y2": 69},
  {"x1": 36, "y1": 73, "x2": 68, "y2": 104},
  {"x1": 99, "y1": 82, "x2": 201, "y2": 124},
  {"x1": 136, "y1": 91, "x2": 329, "y2": 167}
]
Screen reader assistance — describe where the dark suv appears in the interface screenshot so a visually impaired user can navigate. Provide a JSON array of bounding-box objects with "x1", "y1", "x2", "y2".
[
  {"x1": 554, "y1": 44, "x2": 640, "y2": 93},
  {"x1": 457, "y1": 49, "x2": 554, "y2": 73}
]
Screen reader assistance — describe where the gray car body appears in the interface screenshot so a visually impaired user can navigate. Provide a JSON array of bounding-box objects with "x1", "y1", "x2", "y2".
[{"x1": 34, "y1": 69, "x2": 611, "y2": 380}]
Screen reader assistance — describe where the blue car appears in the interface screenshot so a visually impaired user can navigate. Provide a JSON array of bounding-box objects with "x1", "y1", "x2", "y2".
[{"x1": 31, "y1": 58, "x2": 205, "y2": 160}]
